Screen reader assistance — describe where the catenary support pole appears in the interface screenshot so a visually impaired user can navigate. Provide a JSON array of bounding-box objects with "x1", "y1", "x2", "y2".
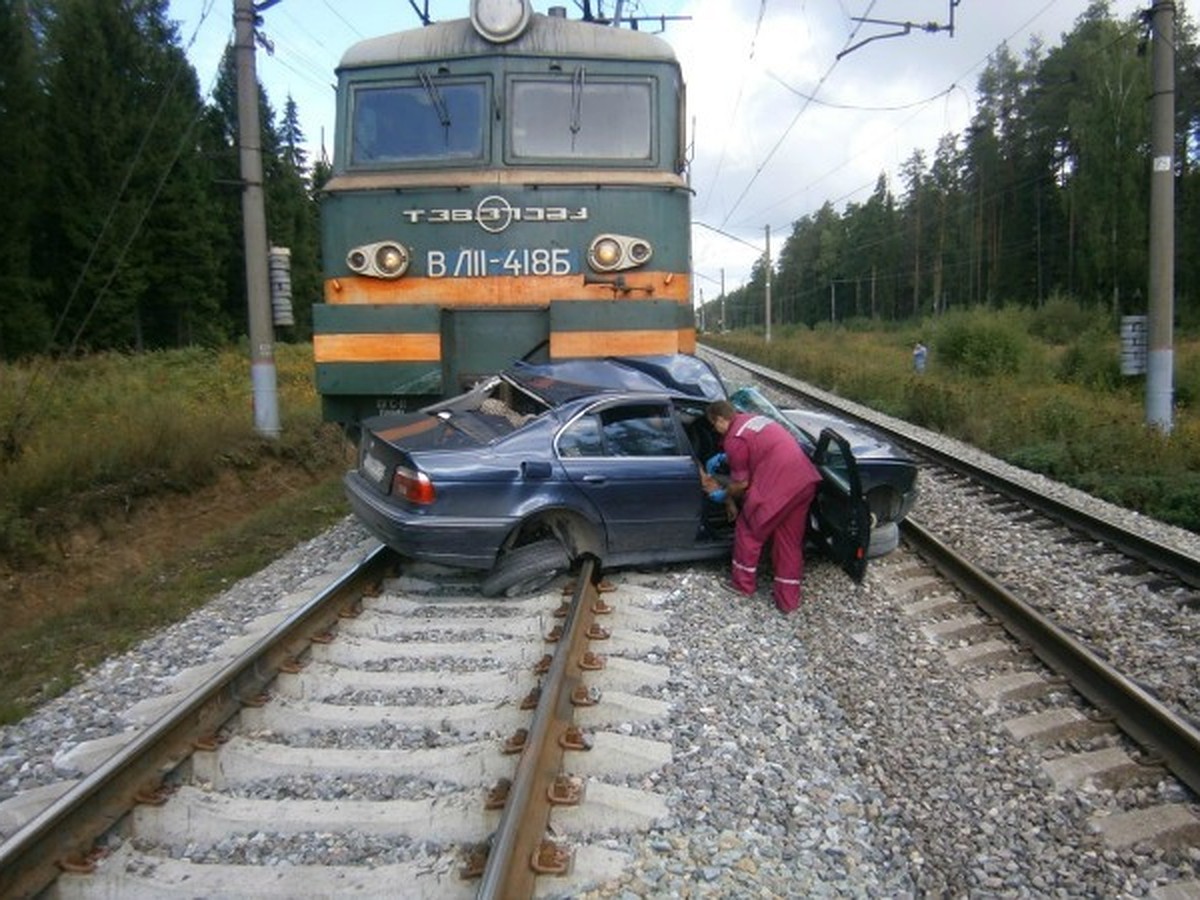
[
  {"x1": 764, "y1": 225, "x2": 772, "y2": 343},
  {"x1": 1146, "y1": 1, "x2": 1175, "y2": 433},
  {"x1": 720, "y1": 268, "x2": 725, "y2": 331},
  {"x1": 235, "y1": 0, "x2": 280, "y2": 437}
]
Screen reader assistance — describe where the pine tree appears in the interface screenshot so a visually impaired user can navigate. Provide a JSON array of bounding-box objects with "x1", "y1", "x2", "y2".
[
  {"x1": 39, "y1": 0, "x2": 225, "y2": 352},
  {"x1": 266, "y1": 95, "x2": 321, "y2": 339},
  {"x1": 0, "y1": 0, "x2": 51, "y2": 358},
  {"x1": 279, "y1": 95, "x2": 307, "y2": 171},
  {"x1": 208, "y1": 55, "x2": 322, "y2": 341}
]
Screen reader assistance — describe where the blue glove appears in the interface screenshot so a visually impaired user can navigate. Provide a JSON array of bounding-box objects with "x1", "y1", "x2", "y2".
[
  {"x1": 705, "y1": 452, "x2": 727, "y2": 474},
  {"x1": 708, "y1": 488, "x2": 727, "y2": 503}
]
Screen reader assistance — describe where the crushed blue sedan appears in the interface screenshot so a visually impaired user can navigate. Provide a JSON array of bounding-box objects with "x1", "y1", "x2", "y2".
[{"x1": 344, "y1": 355, "x2": 918, "y2": 596}]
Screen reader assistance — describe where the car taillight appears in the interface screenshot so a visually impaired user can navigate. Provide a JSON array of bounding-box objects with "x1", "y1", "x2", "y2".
[{"x1": 392, "y1": 465, "x2": 435, "y2": 504}]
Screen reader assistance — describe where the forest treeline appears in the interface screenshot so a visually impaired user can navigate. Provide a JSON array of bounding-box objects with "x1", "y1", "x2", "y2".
[
  {"x1": 703, "y1": 1, "x2": 1200, "y2": 334},
  {"x1": 0, "y1": 0, "x2": 325, "y2": 359}
]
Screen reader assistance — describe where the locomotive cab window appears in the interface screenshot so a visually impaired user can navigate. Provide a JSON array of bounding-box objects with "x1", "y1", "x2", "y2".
[
  {"x1": 349, "y1": 78, "x2": 488, "y2": 165},
  {"x1": 508, "y1": 76, "x2": 653, "y2": 161}
]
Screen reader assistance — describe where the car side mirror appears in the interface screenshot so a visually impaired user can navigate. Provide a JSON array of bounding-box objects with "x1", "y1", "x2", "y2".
[{"x1": 522, "y1": 460, "x2": 552, "y2": 479}]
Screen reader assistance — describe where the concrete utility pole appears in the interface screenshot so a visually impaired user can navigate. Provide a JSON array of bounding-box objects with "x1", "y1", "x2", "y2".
[
  {"x1": 235, "y1": 0, "x2": 280, "y2": 437},
  {"x1": 1146, "y1": 1, "x2": 1175, "y2": 433},
  {"x1": 764, "y1": 225, "x2": 772, "y2": 343},
  {"x1": 720, "y1": 268, "x2": 725, "y2": 331}
]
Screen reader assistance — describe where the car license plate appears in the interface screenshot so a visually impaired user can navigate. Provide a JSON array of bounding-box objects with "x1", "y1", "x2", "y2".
[{"x1": 362, "y1": 454, "x2": 387, "y2": 485}]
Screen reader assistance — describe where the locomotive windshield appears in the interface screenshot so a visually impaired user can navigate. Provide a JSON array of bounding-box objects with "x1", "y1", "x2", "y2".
[
  {"x1": 509, "y1": 76, "x2": 652, "y2": 160},
  {"x1": 350, "y1": 79, "x2": 487, "y2": 164}
]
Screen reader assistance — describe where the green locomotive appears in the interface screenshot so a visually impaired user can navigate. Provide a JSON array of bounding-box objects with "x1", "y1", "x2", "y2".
[{"x1": 315, "y1": 0, "x2": 695, "y2": 424}]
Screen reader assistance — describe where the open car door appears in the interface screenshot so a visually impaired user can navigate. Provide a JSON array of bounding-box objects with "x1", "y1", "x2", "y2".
[{"x1": 811, "y1": 428, "x2": 871, "y2": 582}]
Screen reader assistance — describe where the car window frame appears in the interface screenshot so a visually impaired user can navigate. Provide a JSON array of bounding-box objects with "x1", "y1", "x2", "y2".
[{"x1": 555, "y1": 396, "x2": 688, "y2": 461}]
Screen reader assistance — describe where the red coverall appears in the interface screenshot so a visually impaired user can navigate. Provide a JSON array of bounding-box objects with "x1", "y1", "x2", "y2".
[{"x1": 723, "y1": 412, "x2": 823, "y2": 612}]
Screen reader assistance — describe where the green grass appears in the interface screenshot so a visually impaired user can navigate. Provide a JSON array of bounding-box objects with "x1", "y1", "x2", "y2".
[
  {"x1": 0, "y1": 344, "x2": 346, "y2": 563},
  {"x1": 706, "y1": 304, "x2": 1200, "y2": 534},
  {"x1": 0, "y1": 476, "x2": 348, "y2": 723},
  {"x1": 0, "y1": 343, "x2": 352, "y2": 722}
]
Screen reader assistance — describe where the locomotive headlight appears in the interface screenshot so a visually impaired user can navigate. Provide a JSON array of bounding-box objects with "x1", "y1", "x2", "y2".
[
  {"x1": 470, "y1": 0, "x2": 532, "y2": 42},
  {"x1": 346, "y1": 241, "x2": 411, "y2": 279},
  {"x1": 374, "y1": 243, "x2": 410, "y2": 277},
  {"x1": 588, "y1": 234, "x2": 654, "y2": 272},
  {"x1": 589, "y1": 237, "x2": 623, "y2": 271}
]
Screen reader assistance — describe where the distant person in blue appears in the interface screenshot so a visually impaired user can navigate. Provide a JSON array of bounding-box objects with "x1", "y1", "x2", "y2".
[{"x1": 912, "y1": 341, "x2": 928, "y2": 374}]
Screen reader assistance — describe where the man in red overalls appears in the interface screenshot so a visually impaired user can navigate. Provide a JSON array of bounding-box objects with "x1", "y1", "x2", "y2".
[{"x1": 703, "y1": 400, "x2": 823, "y2": 613}]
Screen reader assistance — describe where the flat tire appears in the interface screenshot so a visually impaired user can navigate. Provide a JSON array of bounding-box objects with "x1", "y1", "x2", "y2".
[{"x1": 480, "y1": 539, "x2": 570, "y2": 598}]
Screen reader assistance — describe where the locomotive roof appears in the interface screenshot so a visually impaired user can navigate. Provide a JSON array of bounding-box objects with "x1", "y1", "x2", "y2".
[{"x1": 339, "y1": 13, "x2": 678, "y2": 70}]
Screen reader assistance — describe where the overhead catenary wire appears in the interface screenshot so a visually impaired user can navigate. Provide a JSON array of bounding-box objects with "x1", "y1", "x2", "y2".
[
  {"x1": 713, "y1": 0, "x2": 1069, "y2": 237},
  {"x1": 718, "y1": 0, "x2": 880, "y2": 230},
  {"x1": 695, "y1": 0, "x2": 772, "y2": 219},
  {"x1": 723, "y1": 1, "x2": 1146, "y2": 251}
]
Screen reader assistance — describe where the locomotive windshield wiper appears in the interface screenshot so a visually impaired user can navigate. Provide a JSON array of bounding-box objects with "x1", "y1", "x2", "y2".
[
  {"x1": 418, "y1": 68, "x2": 452, "y2": 137},
  {"x1": 569, "y1": 66, "x2": 586, "y2": 149}
]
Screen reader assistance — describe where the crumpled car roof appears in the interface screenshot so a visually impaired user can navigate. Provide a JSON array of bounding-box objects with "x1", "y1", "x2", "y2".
[{"x1": 505, "y1": 355, "x2": 727, "y2": 406}]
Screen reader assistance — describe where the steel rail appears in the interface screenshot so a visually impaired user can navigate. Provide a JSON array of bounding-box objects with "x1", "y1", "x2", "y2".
[
  {"x1": 478, "y1": 556, "x2": 602, "y2": 899},
  {"x1": 0, "y1": 543, "x2": 397, "y2": 900},
  {"x1": 703, "y1": 345, "x2": 1200, "y2": 591},
  {"x1": 904, "y1": 517, "x2": 1200, "y2": 797}
]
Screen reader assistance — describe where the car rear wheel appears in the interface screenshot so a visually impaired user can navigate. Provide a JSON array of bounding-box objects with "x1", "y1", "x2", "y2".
[{"x1": 480, "y1": 539, "x2": 570, "y2": 598}]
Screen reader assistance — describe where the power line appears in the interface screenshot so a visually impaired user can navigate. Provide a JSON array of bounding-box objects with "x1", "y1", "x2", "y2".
[
  {"x1": 725, "y1": 2, "x2": 1146, "y2": 241},
  {"x1": 718, "y1": 0, "x2": 880, "y2": 229},
  {"x1": 321, "y1": 0, "x2": 365, "y2": 39},
  {"x1": 768, "y1": 70, "x2": 959, "y2": 112},
  {"x1": 6, "y1": 0, "x2": 227, "y2": 452},
  {"x1": 696, "y1": 0, "x2": 770, "y2": 219}
]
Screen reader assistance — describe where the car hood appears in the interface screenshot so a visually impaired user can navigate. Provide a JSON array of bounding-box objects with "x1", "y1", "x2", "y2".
[
  {"x1": 506, "y1": 355, "x2": 726, "y2": 406},
  {"x1": 781, "y1": 408, "x2": 912, "y2": 462}
]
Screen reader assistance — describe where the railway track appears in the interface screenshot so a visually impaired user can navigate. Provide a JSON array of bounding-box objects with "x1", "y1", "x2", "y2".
[
  {"x1": 1, "y1": 350, "x2": 1199, "y2": 895},
  {"x1": 705, "y1": 346, "x2": 1200, "y2": 879},
  {"x1": 0, "y1": 552, "x2": 675, "y2": 898}
]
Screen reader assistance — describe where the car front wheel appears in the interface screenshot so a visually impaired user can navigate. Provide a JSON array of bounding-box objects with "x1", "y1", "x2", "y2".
[
  {"x1": 480, "y1": 539, "x2": 570, "y2": 598},
  {"x1": 867, "y1": 520, "x2": 899, "y2": 558}
]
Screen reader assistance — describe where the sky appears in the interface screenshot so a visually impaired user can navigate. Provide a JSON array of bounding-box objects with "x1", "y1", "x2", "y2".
[{"x1": 167, "y1": 0, "x2": 1151, "y2": 297}]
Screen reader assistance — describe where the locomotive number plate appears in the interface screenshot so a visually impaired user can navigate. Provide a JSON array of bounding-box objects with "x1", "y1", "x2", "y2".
[{"x1": 427, "y1": 247, "x2": 576, "y2": 278}]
